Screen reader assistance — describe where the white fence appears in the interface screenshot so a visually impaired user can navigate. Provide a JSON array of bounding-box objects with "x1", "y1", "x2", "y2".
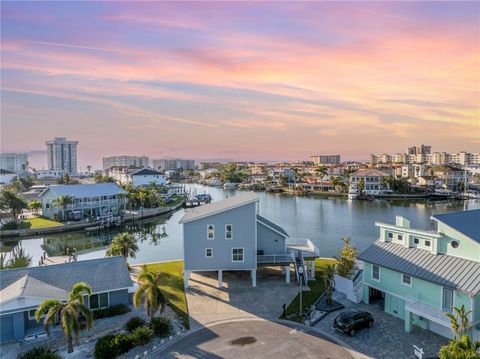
[{"x1": 334, "y1": 270, "x2": 363, "y2": 303}]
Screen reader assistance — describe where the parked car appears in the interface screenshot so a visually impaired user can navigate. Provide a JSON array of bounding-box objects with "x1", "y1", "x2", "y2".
[{"x1": 333, "y1": 310, "x2": 374, "y2": 336}]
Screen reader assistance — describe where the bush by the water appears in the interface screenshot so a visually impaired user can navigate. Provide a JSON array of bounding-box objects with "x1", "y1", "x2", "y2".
[
  {"x1": 125, "y1": 316, "x2": 146, "y2": 333},
  {"x1": 131, "y1": 326, "x2": 154, "y2": 346},
  {"x1": 18, "y1": 346, "x2": 62, "y2": 359},
  {"x1": 94, "y1": 333, "x2": 134, "y2": 359},
  {"x1": 93, "y1": 304, "x2": 130, "y2": 319},
  {"x1": 150, "y1": 317, "x2": 173, "y2": 337}
]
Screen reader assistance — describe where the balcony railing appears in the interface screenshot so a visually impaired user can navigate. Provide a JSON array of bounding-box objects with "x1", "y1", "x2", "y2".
[
  {"x1": 286, "y1": 238, "x2": 320, "y2": 258},
  {"x1": 257, "y1": 252, "x2": 294, "y2": 265},
  {"x1": 405, "y1": 295, "x2": 451, "y2": 326}
]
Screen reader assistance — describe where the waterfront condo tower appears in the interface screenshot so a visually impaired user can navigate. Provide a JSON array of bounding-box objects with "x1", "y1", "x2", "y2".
[{"x1": 45, "y1": 137, "x2": 79, "y2": 174}]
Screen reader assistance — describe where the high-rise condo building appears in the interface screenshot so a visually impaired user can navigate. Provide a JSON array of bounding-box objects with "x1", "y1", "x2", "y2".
[
  {"x1": 407, "y1": 145, "x2": 431, "y2": 156},
  {"x1": 0, "y1": 153, "x2": 28, "y2": 173},
  {"x1": 102, "y1": 156, "x2": 149, "y2": 170},
  {"x1": 310, "y1": 155, "x2": 341, "y2": 165},
  {"x1": 45, "y1": 137, "x2": 78, "y2": 174}
]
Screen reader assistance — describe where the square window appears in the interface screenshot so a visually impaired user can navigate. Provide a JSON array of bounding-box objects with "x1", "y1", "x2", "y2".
[
  {"x1": 232, "y1": 248, "x2": 244, "y2": 262},
  {"x1": 398, "y1": 235, "x2": 403, "y2": 241},
  {"x1": 225, "y1": 224, "x2": 232, "y2": 239},
  {"x1": 401, "y1": 274, "x2": 412, "y2": 286},
  {"x1": 388, "y1": 233, "x2": 393, "y2": 239},
  {"x1": 372, "y1": 265, "x2": 380, "y2": 281},
  {"x1": 413, "y1": 238, "x2": 419, "y2": 244},
  {"x1": 205, "y1": 248, "x2": 213, "y2": 257},
  {"x1": 207, "y1": 225, "x2": 215, "y2": 240},
  {"x1": 425, "y1": 240, "x2": 431, "y2": 247}
]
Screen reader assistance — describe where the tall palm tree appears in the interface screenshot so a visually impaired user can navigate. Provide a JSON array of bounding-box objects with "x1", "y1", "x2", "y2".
[
  {"x1": 28, "y1": 200, "x2": 42, "y2": 215},
  {"x1": 35, "y1": 282, "x2": 93, "y2": 353},
  {"x1": 86, "y1": 165, "x2": 92, "y2": 173},
  {"x1": 52, "y1": 195, "x2": 75, "y2": 221},
  {"x1": 133, "y1": 268, "x2": 168, "y2": 321},
  {"x1": 315, "y1": 165, "x2": 328, "y2": 192},
  {"x1": 322, "y1": 264, "x2": 336, "y2": 306},
  {"x1": 106, "y1": 232, "x2": 139, "y2": 262}
]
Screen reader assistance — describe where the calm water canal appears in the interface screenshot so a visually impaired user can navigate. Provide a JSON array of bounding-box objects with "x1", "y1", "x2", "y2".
[{"x1": 2, "y1": 184, "x2": 478, "y2": 267}]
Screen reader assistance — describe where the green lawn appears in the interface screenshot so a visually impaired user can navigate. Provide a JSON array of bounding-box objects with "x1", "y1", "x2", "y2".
[
  {"x1": 144, "y1": 260, "x2": 189, "y2": 328},
  {"x1": 20, "y1": 217, "x2": 64, "y2": 229},
  {"x1": 283, "y1": 257, "x2": 337, "y2": 321}
]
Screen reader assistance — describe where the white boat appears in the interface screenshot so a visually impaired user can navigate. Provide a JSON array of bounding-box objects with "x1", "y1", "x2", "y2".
[
  {"x1": 223, "y1": 182, "x2": 237, "y2": 189},
  {"x1": 348, "y1": 184, "x2": 358, "y2": 200},
  {"x1": 208, "y1": 179, "x2": 223, "y2": 186}
]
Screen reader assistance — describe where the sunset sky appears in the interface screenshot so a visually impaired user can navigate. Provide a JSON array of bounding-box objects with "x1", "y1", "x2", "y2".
[{"x1": 1, "y1": 1, "x2": 479, "y2": 169}]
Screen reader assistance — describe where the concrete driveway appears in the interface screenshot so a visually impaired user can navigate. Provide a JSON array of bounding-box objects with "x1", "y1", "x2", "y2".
[
  {"x1": 154, "y1": 319, "x2": 355, "y2": 359},
  {"x1": 186, "y1": 268, "x2": 300, "y2": 328}
]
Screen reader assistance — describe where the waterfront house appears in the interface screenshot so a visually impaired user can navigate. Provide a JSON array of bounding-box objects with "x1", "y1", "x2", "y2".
[
  {"x1": 180, "y1": 192, "x2": 319, "y2": 288},
  {"x1": 358, "y1": 209, "x2": 480, "y2": 340},
  {"x1": 350, "y1": 169, "x2": 390, "y2": 195},
  {"x1": 40, "y1": 183, "x2": 126, "y2": 221},
  {"x1": 0, "y1": 256, "x2": 133, "y2": 343},
  {"x1": 109, "y1": 167, "x2": 166, "y2": 187}
]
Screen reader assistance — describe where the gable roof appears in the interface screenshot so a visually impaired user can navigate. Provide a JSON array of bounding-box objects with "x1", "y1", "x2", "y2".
[
  {"x1": 432, "y1": 209, "x2": 480, "y2": 244},
  {"x1": 0, "y1": 275, "x2": 69, "y2": 305},
  {"x1": 40, "y1": 183, "x2": 125, "y2": 198},
  {"x1": 351, "y1": 169, "x2": 390, "y2": 177},
  {"x1": 180, "y1": 192, "x2": 258, "y2": 223},
  {"x1": 358, "y1": 240, "x2": 480, "y2": 296},
  {"x1": 131, "y1": 168, "x2": 163, "y2": 176},
  {"x1": 256, "y1": 214, "x2": 289, "y2": 237},
  {"x1": 0, "y1": 257, "x2": 133, "y2": 305}
]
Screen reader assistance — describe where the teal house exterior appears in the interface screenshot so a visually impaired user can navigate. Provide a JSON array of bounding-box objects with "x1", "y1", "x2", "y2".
[{"x1": 359, "y1": 209, "x2": 480, "y2": 340}]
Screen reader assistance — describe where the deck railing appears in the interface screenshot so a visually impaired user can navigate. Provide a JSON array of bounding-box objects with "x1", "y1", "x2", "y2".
[
  {"x1": 405, "y1": 295, "x2": 451, "y2": 325},
  {"x1": 286, "y1": 238, "x2": 319, "y2": 256},
  {"x1": 257, "y1": 252, "x2": 294, "y2": 265}
]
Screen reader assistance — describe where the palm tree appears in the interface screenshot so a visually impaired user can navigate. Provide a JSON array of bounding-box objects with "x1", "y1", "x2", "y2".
[
  {"x1": 315, "y1": 165, "x2": 328, "y2": 192},
  {"x1": 322, "y1": 264, "x2": 336, "y2": 306},
  {"x1": 35, "y1": 282, "x2": 93, "y2": 353},
  {"x1": 446, "y1": 305, "x2": 472, "y2": 339},
  {"x1": 106, "y1": 232, "x2": 139, "y2": 262},
  {"x1": 28, "y1": 200, "x2": 42, "y2": 215},
  {"x1": 86, "y1": 165, "x2": 92, "y2": 173},
  {"x1": 52, "y1": 195, "x2": 75, "y2": 221},
  {"x1": 133, "y1": 268, "x2": 168, "y2": 321},
  {"x1": 357, "y1": 179, "x2": 365, "y2": 196}
]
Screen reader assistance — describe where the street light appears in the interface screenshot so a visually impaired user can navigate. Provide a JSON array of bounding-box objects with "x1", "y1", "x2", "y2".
[{"x1": 298, "y1": 266, "x2": 304, "y2": 316}]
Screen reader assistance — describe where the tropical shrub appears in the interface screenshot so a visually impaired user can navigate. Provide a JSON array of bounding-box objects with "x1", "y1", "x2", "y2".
[
  {"x1": 335, "y1": 237, "x2": 357, "y2": 278},
  {"x1": 150, "y1": 317, "x2": 173, "y2": 337},
  {"x1": 93, "y1": 304, "x2": 130, "y2": 319},
  {"x1": 130, "y1": 326, "x2": 154, "y2": 346},
  {"x1": 18, "y1": 346, "x2": 61, "y2": 359},
  {"x1": 439, "y1": 335, "x2": 480, "y2": 359},
  {"x1": 94, "y1": 333, "x2": 134, "y2": 359},
  {"x1": 125, "y1": 316, "x2": 146, "y2": 333}
]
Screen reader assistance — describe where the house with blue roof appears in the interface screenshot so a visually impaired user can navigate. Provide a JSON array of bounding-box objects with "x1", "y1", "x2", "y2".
[
  {"x1": 0, "y1": 256, "x2": 133, "y2": 343},
  {"x1": 40, "y1": 183, "x2": 126, "y2": 221},
  {"x1": 358, "y1": 209, "x2": 480, "y2": 340},
  {"x1": 180, "y1": 192, "x2": 319, "y2": 288}
]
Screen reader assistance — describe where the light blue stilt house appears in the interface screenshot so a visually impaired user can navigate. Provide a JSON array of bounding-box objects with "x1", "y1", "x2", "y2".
[{"x1": 180, "y1": 192, "x2": 319, "y2": 288}]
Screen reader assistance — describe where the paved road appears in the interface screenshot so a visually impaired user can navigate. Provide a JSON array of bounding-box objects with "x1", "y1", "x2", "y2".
[{"x1": 152, "y1": 319, "x2": 355, "y2": 359}]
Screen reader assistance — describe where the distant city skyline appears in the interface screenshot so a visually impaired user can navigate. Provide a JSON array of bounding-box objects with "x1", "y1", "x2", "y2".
[{"x1": 1, "y1": 2, "x2": 479, "y2": 168}]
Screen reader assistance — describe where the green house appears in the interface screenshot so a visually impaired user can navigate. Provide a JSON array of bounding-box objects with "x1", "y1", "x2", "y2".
[{"x1": 358, "y1": 209, "x2": 480, "y2": 339}]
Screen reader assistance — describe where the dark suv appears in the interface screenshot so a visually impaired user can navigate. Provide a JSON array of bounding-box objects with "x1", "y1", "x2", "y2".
[{"x1": 333, "y1": 310, "x2": 374, "y2": 336}]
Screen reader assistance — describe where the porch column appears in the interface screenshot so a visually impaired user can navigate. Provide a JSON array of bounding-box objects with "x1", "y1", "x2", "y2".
[
  {"x1": 251, "y1": 270, "x2": 257, "y2": 287},
  {"x1": 183, "y1": 271, "x2": 191, "y2": 289},
  {"x1": 285, "y1": 266, "x2": 290, "y2": 283},
  {"x1": 404, "y1": 310, "x2": 413, "y2": 333},
  {"x1": 362, "y1": 284, "x2": 370, "y2": 304},
  {"x1": 218, "y1": 270, "x2": 223, "y2": 288},
  {"x1": 310, "y1": 260, "x2": 315, "y2": 279}
]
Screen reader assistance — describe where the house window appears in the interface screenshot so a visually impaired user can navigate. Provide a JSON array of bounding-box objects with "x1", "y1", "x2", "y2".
[
  {"x1": 397, "y1": 235, "x2": 403, "y2": 241},
  {"x1": 413, "y1": 238, "x2": 419, "y2": 244},
  {"x1": 207, "y1": 225, "x2": 215, "y2": 240},
  {"x1": 28, "y1": 309, "x2": 45, "y2": 320},
  {"x1": 90, "y1": 292, "x2": 109, "y2": 309},
  {"x1": 225, "y1": 224, "x2": 232, "y2": 240},
  {"x1": 401, "y1": 274, "x2": 412, "y2": 287},
  {"x1": 372, "y1": 265, "x2": 380, "y2": 281},
  {"x1": 425, "y1": 240, "x2": 431, "y2": 247},
  {"x1": 388, "y1": 233, "x2": 393, "y2": 239},
  {"x1": 442, "y1": 288, "x2": 454, "y2": 312},
  {"x1": 205, "y1": 248, "x2": 213, "y2": 258},
  {"x1": 232, "y1": 248, "x2": 244, "y2": 262}
]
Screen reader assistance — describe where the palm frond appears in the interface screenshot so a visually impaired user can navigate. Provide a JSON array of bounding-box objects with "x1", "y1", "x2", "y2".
[
  {"x1": 133, "y1": 286, "x2": 145, "y2": 309},
  {"x1": 68, "y1": 282, "x2": 92, "y2": 303},
  {"x1": 35, "y1": 299, "x2": 62, "y2": 322}
]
